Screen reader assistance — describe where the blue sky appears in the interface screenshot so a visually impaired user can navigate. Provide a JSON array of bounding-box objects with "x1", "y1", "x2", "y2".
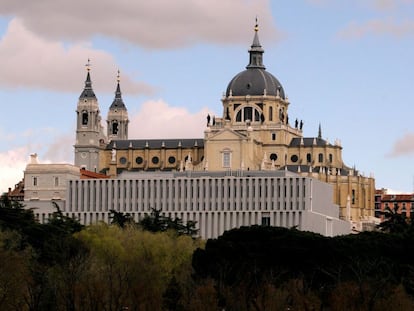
[{"x1": 1, "y1": 0, "x2": 414, "y2": 193}]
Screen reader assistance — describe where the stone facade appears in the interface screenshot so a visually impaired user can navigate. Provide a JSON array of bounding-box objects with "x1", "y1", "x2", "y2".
[
  {"x1": 88, "y1": 25, "x2": 375, "y2": 224},
  {"x1": 64, "y1": 170, "x2": 350, "y2": 239},
  {"x1": 24, "y1": 154, "x2": 80, "y2": 222}
]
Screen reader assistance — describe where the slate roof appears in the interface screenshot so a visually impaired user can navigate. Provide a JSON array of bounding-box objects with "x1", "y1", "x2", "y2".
[
  {"x1": 225, "y1": 24, "x2": 285, "y2": 99},
  {"x1": 109, "y1": 82, "x2": 127, "y2": 110},
  {"x1": 106, "y1": 139, "x2": 204, "y2": 150},
  {"x1": 289, "y1": 137, "x2": 335, "y2": 147},
  {"x1": 226, "y1": 69, "x2": 285, "y2": 98},
  {"x1": 79, "y1": 71, "x2": 96, "y2": 99}
]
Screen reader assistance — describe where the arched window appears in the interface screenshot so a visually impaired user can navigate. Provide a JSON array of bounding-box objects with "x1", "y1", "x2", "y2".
[
  {"x1": 306, "y1": 153, "x2": 312, "y2": 163},
  {"x1": 329, "y1": 154, "x2": 333, "y2": 163},
  {"x1": 269, "y1": 106, "x2": 273, "y2": 121},
  {"x1": 112, "y1": 122, "x2": 118, "y2": 135},
  {"x1": 318, "y1": 153, "x2": 323, "y2": 163},
  {"x1": 235, "y1": 106, "x2": 262, "y2": 123},
  {"x1": 82, "y1": 111, "x2": 88, "y2": 125}
]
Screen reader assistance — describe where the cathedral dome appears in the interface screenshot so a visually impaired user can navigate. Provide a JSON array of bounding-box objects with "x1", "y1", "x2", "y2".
[
  {"x1": 225, "y1": 23, "x2": 285, "y2": 99},
  {"x1": 226, "y1": 68, "x2": 285, "y2": 98}
]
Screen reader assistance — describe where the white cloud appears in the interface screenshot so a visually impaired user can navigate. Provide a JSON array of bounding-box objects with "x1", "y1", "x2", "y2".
[
  {"x1": 0, "y1": 0, "x2": 279, "y2": 49},
  {"x1": 370, "y1": 0, "x2": 414, "y2": 10},
  {"x1": 0, "y1": 147, "x2": 28, "y2": 194},
  {"x1": 129, "y1": 99, "x2": 215, "y2": 139},
  {"x1": 338, "y1": 18, "x2": 414, "y2": 39},
  {"x1": 0, "y1": 18, "x2": 153, "y2": 94},
  {"x1": 1, "y1": 100, "x2": 217, "y2": 193},
  {"x1": 42, "y1": 133, "x2": 74, "y2": 164},
  {"x1": 387, "y1": 132, "x2": 414, "y2": 157},
  {"x1": 0, "y1": 128, "x2": 75, "y2": 194}
]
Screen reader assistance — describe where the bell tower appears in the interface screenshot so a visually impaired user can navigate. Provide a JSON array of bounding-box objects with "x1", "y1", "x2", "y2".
[
  {"x1": 107, "y1": 70, "x2": 129, "y2": 141},
  {"x1": 74, "y1": 60, "x2": 106, "y2": 172}
]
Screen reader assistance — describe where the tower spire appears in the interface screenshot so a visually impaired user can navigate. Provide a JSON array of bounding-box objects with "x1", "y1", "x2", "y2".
[
  {"x1": 247, "y1": 17, "x2": 265, "y2": 69},
  {"x1": 318, "y1": 123, "x2": 322, "y2": 139},
  {"x1": 80, "y1": 59, "x2": 96, "y2": 99},
  {"x1": 107, "y1": 70, "x2": 129, "y2": 140},
  {"x1": 110, "y1": 69, "x2": 126, "y2": 109}
]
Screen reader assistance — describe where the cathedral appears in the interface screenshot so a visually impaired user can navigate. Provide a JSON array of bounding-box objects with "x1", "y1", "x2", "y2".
[{"x1": 74, "y1": 23, "x2": 375, "y2": 224}]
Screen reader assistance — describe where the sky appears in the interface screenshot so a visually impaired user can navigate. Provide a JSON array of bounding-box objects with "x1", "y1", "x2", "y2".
[{"x1": 1, "y1": 0, "x2": 414, "y2": 194}]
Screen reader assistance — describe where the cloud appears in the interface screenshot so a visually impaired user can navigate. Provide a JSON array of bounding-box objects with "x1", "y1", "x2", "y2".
[
  {"x1": 0, "y1": 18, "x2": 153, "y2": 94},
  {"x1": 129, "y1": 99, "x2": 214, "y2": 139},
  {"x1": 0, "y1": 0, "x2": 279, "y2": 49},
  {"x1": 305, "y1": 0, "x2": 330, "y2": 6},
  {"x1": 0, "y1": 147, "x2": 28, "y2": 193},
  {"x1": 42, "y1": 133, "x2": 74, "y2": 164},
  {"x1": 0, "y1": 100, "x2": 216, "y2": 193},
  {"x1": 370, "y1": 0, "x2": 414, "y2": 10},
  {"x1": 387, "y1": 132, "x2": 414, "y2": 157},
  {"x1": 0, "y1": 126, "x2": 76, "y2": 193},
  {"x1": 338, "y1": 18, "x2": 414, "y2": 39}
]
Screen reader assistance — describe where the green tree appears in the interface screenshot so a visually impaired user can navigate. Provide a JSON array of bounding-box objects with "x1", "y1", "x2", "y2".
[
  {"x1": 139, "y1": 208, "x2": 198, "y2": 237},
  {"x1": 163, "y1": 276, "x2": 183, "y2": 311},
  {"x1": 0, "y1": 194, "x2": 36, "y2": 237},
  {"x1": 76, "y1": 224, "x2": 202, "y2": 311},
  {"x1": 378, "y1": 205, "x2": 410, "y2": 234},
  {"x1": 109, "y1": 209, "x2": 134, "y2": 228}
]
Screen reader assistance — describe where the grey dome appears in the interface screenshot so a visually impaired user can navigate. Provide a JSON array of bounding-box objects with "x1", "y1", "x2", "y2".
[
  {"x1": 225, "y1": 23, "x2": 286, "y2": 99},
  {"x1": 226, "y1": 68, "x2": 285, "y2": 98}
]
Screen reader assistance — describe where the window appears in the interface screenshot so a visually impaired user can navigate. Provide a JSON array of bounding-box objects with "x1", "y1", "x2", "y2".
[
  {"x1": 306, "y1": 153, "x2": 312, "y2": 163},
  {"x1": 112, "y1": 122, "x2": 118, "y2": 135},
  {"x1": 352, "y1": 189, "x2": 355, "y2": 204},
  {"x1": 270, "y1": 153, "x2": 278, "y2": 161},
  {"x1": 152, "y1": 156, "x2": 159, "y2": 164},
  {"x1": 329, "y1": 153, "x2": 333, "y2": 163},
  {"x1": 402, "y1": 203, "x2": 407, "y2": 217},
  {"x1": 222, "y1": 150, "x2": 231, "y2": 168},
  {"x1": 82, "y1": 111, "x2": 88, "y2": 125},
  {"x1": 33, "y1": 177, "x2": 38, "y2": 186},
  {"x1": 245, "y1": 106, "x2": 252, "y2": 121},
  {"x1": 290, "y1": 155, "x2": 299, "y2": 163},
  {"x1": 54, "y1": 177, "x2": 59, "y2": 187},
  {"x1": 119, "y1": 157, "x2": 127, "y2": 165},
  {"x1": 318, "y1": 153, "x2": 324, "y2": 163},
  {"x1": 271, "y1": 133, "x2": 276, "y2": 141},
  {"x1": 261, "y1": 216, "x2": 271, "y2": 226},
  {"x1": 235, "y1": 106, "x2": 262, "y2": 123},
  {"x1": 135, "y1": 156, "x2": 143, "y2": 164},
  {"x1": 168, "y1": 156, "x2": 176, "y2": 164},
  {"x1": 269, "y1": 106, "x2": 273, "y2": 121}
]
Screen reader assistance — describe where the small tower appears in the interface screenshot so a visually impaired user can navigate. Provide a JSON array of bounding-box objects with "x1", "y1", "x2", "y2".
[
  {"x1": 107, "y1": 70, "x2": 129, "y2": 141},
  {"x1": 74, "y1": 60, "x2": 106, "y2": 172}
]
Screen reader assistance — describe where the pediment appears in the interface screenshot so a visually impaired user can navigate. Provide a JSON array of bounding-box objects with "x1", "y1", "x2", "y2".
[{"x1": 206, "y1": 128, "x2": 247, "y2": 141}]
